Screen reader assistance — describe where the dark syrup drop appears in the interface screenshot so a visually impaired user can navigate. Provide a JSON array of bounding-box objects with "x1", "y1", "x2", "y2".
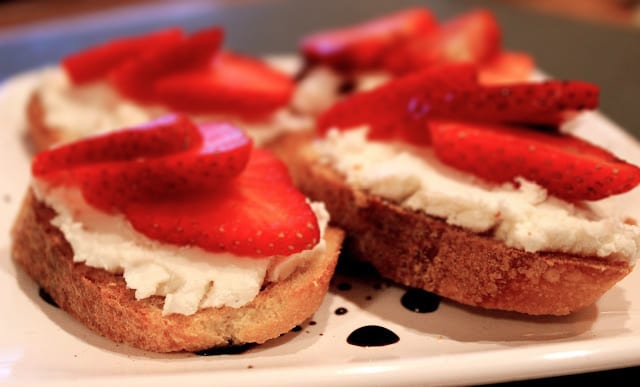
[
  {"x1": 39, "y1": 287, "x2": 59, "y2": 308},
  {"x1": 347, "y1": 325, "x2": 399, "y2": 347},
  {"x1": 401, "y1": 288, "x2": 441, "y2": 313},
  {"x1": 336, "y1": 282, "x2": 352, "y2": 291},
  {"x1": 194, "y1": 343, "x2": 254, "y2": 356},
  {"x1": 291, "y1": 325, "x2": 303, "y2": 332},
  {"x1": 334, "y1": 307, "x2": 348, "y2": 315}
]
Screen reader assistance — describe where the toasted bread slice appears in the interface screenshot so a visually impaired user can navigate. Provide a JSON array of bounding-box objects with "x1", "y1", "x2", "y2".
[
  {"x1": 11, "y1": 189, "x2": 344, "y2": 352},
  {"x1": 272, "y1": 133, "x2": 633, "y2": 316}
]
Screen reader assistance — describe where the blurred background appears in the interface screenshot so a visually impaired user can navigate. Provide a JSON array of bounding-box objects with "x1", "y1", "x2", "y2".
[
  {"x1": 3, "y1": 0, "x2": 638, "y2": 135},
  {"x1": 0, "y1": 0, "x2": 639, "y2": 29}
]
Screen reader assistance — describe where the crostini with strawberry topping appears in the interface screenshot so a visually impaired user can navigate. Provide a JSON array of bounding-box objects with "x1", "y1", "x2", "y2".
[
  {"x1": 276, "y1": 60, "x2": 640, "y2": 316},
  {"x1": 12, "y1": 114, "x2": 344, "y2": 352}
]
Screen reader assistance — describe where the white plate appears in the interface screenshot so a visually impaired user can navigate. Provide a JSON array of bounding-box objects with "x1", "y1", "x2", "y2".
[{"x1": 1, "y1": 70, "x2": 640, "y2": 387}]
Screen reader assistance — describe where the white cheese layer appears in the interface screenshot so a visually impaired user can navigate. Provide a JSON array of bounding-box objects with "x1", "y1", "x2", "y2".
[
  {"x1": 35, "y1": 60, "x2": 313, "y2": 147},
  {"x1": 32, "y1": 182, "x2": 329, "y2": 316},
  {"x1": 35, "y1": 59, "x2": 388, "y2": 148},
  {"x1": 317, "y1": 128, "x2": 640, "y2": 263}
]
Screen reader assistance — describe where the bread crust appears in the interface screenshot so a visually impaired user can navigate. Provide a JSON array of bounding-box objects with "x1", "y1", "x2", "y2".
[
  {"x1": 11, "y1": 189, "x2": 344, "y2": 352},
  {"x1": 272, "y1": 133, "x2": 633, "y2": 316}
]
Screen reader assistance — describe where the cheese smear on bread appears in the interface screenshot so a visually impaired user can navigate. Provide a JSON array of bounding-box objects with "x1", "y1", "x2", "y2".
[
  {"x1": 317, "y1": 128, "x2": 640, "y2": 263},
  {"x1": 32, "y1": 181, "x2": 329, "y2": 316},
  {"x1": 35, "y1": 58, "x2": 314, "y2": 147},
  {"x1": 35, "y1": 60, "x2": 387, "y2": 148}
]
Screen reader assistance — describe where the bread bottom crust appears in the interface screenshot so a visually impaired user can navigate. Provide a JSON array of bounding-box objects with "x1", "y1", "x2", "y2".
[
  {"x1": 11, "y1": 189, "x2": 344, "y2": 352},
  {"x1": 272, "y1": 133, "x2": 633, "y2": 316}
]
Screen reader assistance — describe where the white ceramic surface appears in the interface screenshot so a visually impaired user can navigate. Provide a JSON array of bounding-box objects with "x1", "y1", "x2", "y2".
[{"x1": 1, "y1": 70, "x2": 640, "y2": 387}]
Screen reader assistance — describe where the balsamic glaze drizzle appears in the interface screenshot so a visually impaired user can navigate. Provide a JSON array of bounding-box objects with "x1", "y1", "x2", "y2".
[
  {"x1": 347, "y1": 325, "x2": 399, "y2": 347},
  {"x1": 401, "y1": 288, "x2": 441, "y2": 313}
]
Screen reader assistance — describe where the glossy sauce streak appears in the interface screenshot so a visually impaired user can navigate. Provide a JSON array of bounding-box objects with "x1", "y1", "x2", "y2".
[
  {"x1": 347, "y1": 325, "x2": 399, "y2": 347},
  {"x1": 401, "y1": 288, "x2": 441, "y2": 313},
  {"x1": 39, "y1": 287, "x2": 59, "y2": 308}
]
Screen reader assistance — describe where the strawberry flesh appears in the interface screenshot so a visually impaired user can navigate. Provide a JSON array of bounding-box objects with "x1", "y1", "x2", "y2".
[
  {"x1": 154, "y1": 51, "x2": 294, "y2": 119},
  {"x1": 301, "y1": 8, "x2": 437, "y2": 72},
  {"x1": 125, "y1": 149, "x2": 320, "y2": 257},
  {"x1": 33, "y1": 114, "x2": 202, "y2": 176},
  {"x1": 78, "y1": 121, "x2": 252, "y2": 211},
  {"x1": 318, "y1": 66, "x2": 599, "y2": 142},
  {"x1": 110, "y1": 27, "x2": 224, "y2": 103},
  {"x1": 384, "y1": 9, "x2": 501, "y2": 75},
  {"x1": 478, "y1": 51, "x2": 535, "y2": 85},
  {"x1": 62, "y1": 28, "x2": 184, "y2": 85},
  {"x1": 34, "y1": 114, "x2": 252, "y2": 211},
  {"x1": 33, "y1": 115, "x2": 320, "y2": 257},
  {"x1": 317, "y1": 64, "x2": 478, "y2": 144},
  {"x1": 430, "y1": 121, "x2": 640, "y2": 201},
  {"x1": 422, "y1": 79, "x2": 599, "y2": 126}
]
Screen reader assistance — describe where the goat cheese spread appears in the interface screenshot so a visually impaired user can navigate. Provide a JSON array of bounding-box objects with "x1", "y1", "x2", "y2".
[{"x1": 317, "y1": 127, "x2": 640, "y2": 263}]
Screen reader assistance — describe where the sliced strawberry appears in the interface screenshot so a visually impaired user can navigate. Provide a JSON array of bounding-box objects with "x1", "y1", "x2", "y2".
[
  {"x1": 32, "y1": 114, "x2": 202, "y2": 176},
  {"x1": 430, "y1": 121, "x2": 640, "y2": 201},
  {"x1": 110, "y1": 27, "x2": 224, "y2": 103},
  {"x1": 478, "y1": 51, "x2": 535, "y2": 85},
  {"x1": 438, "y1": 80, "x2": 599, "y2": 126},
  {"x1": 62, "y1": 28, "x2": 184, "y2": 85},
  {"x1": 124, "y1": 149, "x2": 320, "y2": 257},
  {"x1": 34, "y1": 115, "x2": 319, "y2": 257},
  {"x1": 384, "y1": 9, "x2": 501, "y2": 75},
  {"x1": 317, "y1": 64, "x2": 478, "y2": 144},
  {"x1": 301, "y1": 8, "x2": 437, "y2": 72},
  {"x1": 154, "y1": 51, "x2": 294, "y2": 119},
  {"x1": 318, "y1": 67, "x2": 599, "y2": 143},
  {"x1": 33, "y1": 115, "x2": 253, "y2": 211}
]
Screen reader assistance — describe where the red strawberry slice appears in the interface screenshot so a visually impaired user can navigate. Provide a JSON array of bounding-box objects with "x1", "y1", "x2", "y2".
[
  {"x1": 318, "y1": 67, "x2": 599, "y2": 143},
  {"x1": 124, "y1": 149, "x2": 321, "y2": 257},
  {"x1": 384, "y1": 9, "x2": 501, "y2": 75},
  {"x1": 110, "y1": 27, "x2": 224, "y2": 103},
  {"x1": 154, "y1": 51, "x2": 294, "y2": 119},
  {"x1": 301, "y1": 8, "x2": 437, "y2": 72},
  {"x1": 430, "y1": 121, "x2": 640, "y2": 201},
  {"x1": 438, "y1": 80, "x2": 599, "y2": 126},
  {"x1": 478, "y1": 51, "x2": 535, "y2": 85},
  {"x1": 33, "y1": 115, "x2": 253, "y2": 212},
  {"x1": 32, "y1": 114, "x2": 202, "y2": 176},
  {"x1": 62, "y1": 28, "x2": 184, "y2": 85},
  {"x1": 317, "y1": 64, "x2": 478, "y2": 144}
]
